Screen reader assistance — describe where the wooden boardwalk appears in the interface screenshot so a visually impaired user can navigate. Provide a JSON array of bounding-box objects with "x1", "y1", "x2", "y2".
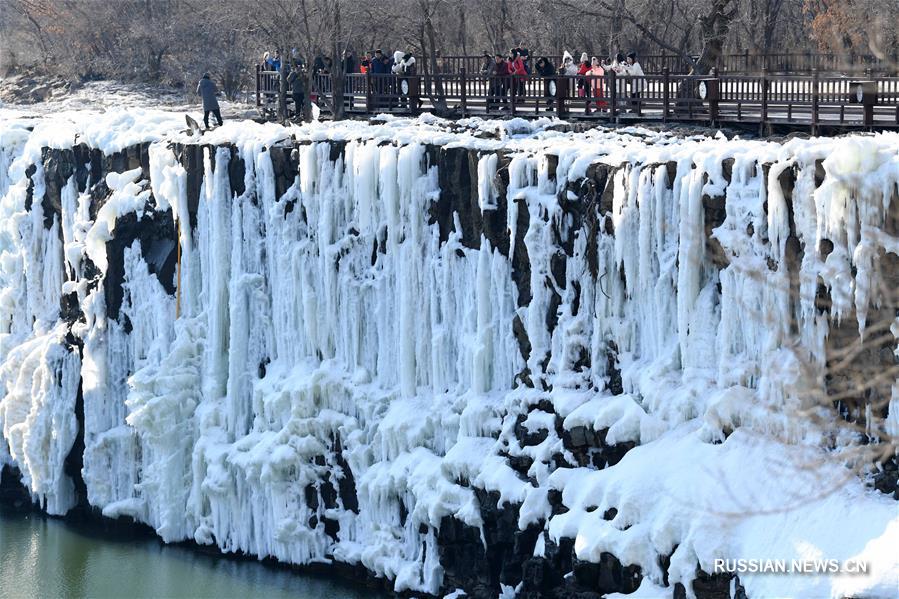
[
  {"x1": 433, "y1": 51, "x2": 897, "y2": 77},
  {"x1": 257, "y1": 69, "x2": 899, "y2": 132}
]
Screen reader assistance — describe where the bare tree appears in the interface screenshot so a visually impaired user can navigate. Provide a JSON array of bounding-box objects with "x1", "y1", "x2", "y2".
[{"x1": 3, "y1": 0, "x2": 896, "y2": 108}]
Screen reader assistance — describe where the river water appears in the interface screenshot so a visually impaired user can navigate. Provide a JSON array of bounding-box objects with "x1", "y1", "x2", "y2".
[{"x1": 0, "y1": 508, "x2": 380, "y2": 599}]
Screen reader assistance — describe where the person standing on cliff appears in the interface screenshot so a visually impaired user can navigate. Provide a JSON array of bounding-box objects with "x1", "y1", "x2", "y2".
[{"x1": 196, "y1": 73, "x2": 223, "y2": 130}]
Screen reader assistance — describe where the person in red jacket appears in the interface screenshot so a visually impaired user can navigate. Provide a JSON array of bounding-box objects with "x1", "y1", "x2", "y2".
[
  {"x1": 576, "y1": 52, "x2": 590, "y2": 101},
  {"x1": 509, "y1": 49, "x2": 527, "y2": 99}
]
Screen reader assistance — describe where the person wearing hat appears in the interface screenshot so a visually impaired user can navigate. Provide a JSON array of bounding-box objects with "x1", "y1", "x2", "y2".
[
  {"x1": 196, "y1": 73, "x2": 223, "y2": 129},
  {"x1": 559, "y1": 51, "x2": 578, "y2": 76},
  {"x1": 577, "y1": 52, "x2": 590, "y2": 97}
]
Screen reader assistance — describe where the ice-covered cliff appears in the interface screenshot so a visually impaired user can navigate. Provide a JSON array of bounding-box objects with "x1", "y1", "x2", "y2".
[{"x1": 0, "y1": 109, "x2": 897, "y2": 599}]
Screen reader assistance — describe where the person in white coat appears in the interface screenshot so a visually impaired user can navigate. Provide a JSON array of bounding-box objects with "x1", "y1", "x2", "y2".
[
  {"x1": 625, "y1": 51, "x2": 645, "y2": 111},
  {"x1": 558, "y1": 51, "x2": 579, "y2": 98},
  {"x1": 611, "y1": 52, "x2": 627, "y2": 106},
  {"x1": 391, "y1": 51, "x2": 417, "y2": 75},
  {"x1": 391, "y1": 51, "x2": 418, "y2": 108},
  {"x1": 559, "y1": 51, "x2": 579, "y2": 76}
]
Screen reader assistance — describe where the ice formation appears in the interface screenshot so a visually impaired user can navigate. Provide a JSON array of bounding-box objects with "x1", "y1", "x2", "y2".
[{"x1": 0, "y1": 107, "x2": 898, "y2": 598}]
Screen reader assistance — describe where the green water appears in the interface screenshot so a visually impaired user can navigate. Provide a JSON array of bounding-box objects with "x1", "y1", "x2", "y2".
[{"x1": 0, "y1": 510, "x2": 380, "y2": 599}]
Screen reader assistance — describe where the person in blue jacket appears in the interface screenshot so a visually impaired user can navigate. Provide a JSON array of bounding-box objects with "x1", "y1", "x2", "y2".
[
  {"x1": 370, "y1": 49, "x2": 388, "y2": 74},
  {"x1": 196, "y1": 73, "x2": 223, "y2": 129}
]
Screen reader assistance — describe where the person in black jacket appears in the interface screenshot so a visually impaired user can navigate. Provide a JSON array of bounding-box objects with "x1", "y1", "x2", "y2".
[
  {"x1": 287, "y1": 61, "x2": 307, "y2": 121},
  {"x1": 535, "y1": 56, "x2": 555, "y2": 110},
  {"x1": 488, "y1": 53, "x2": 510, "y2": 110},
  {"x1": 344, "y1": 50, "x2": 358, "y2": 74}
]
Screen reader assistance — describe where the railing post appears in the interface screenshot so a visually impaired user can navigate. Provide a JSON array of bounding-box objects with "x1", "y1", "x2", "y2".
[
  {"x1": 409, "y1": 75, "x2": 420, "y2": 116},
  {"x1": 510, "y1": 75, "x2": 516, "y2": 114},
  {"x1": 365, "y1": 70, "x2": 373, "y2": 113},
  {"x1": 460, "y1": 68, "x2": 467, "y2": 115},
  {"x1": 255, "y1": 64, "x2": 261, "y2": 107},
  {"x1": 662, "y1": 68, "x2": 670, "y2": 121},
  {"x1": 760, "y1": 67, "x2": 769, "y2": 135},
  {"x1": 555, "y1": 75, "x2": 566, "y2": 118},
  {"x1": 862, "y1": 80, "x2": 875, "y2": 129},
  {"x1": 811, "y1": 68, "x2": 819, "y2": 135},
  {"x1": 709, "y1": 67, "x2": 719, "y2": 125},
  {"x1": 609, "y1": 70, "x2": 617, "y2": 121}
]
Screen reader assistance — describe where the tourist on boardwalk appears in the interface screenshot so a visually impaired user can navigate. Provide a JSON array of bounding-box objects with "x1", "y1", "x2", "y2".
[
  {"x1": 196, "y1": 73, "x2": 223, "y2": 129},
  {"x1": 392, "y1": 51, "x2": 417, "y2": 75},
  {"x1": 576, "y1": 52, "x2": 590, "y2": 99},
  {"x1": 625, "y1": 51, "x2": 645, "y2": 110},
  {"x1": 392, "y1": 51, "x2": 418, "y2": 108},
  {"x1": 488, "y1": 53, "x2": 510, "y2": 110},
  {"x1": 585, "y1": 57, "x2": 605, "y2": 114},
  {"x1": 512, "y1": 43, "x2": 531, "y2": 74},
  {"x1": 480, "y1": 52, "x2": 494, "y2": 75},
  {"x1": 509, "y1": 49, "x2": 527, "y2": 98},
  {"x1": 535, "y1": 56, "x2": 555, "y2": 110},
  {"x1": 287, "y1": 61, "x2": 307, "y2": 121},
  {"x1": 558, "y1": 51, "x2": 578, "y2": 98},
  {"x1": 344, "y1": 50, "x2": 358, "y2": 74},
  {"x1": 559, "y1": 51, "x2": 578, "y2": 75},
  {"x1": 611, "y1": 52, "x2": 627, "y2": 106},
  {"x1": 365, "y1": 50, "x2": 387, "y2": 108},
  {"x1": 370, "y1": 50, "x2": 388, "y2": 74}
]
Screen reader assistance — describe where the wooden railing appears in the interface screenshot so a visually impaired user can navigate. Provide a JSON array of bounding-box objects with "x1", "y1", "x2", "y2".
[
  {"x1": 431, "y1": 51, "x2": 897, "y2": 75},
  {"x1": 256, "y1": 67, "x2": 899, "y2": 131}
]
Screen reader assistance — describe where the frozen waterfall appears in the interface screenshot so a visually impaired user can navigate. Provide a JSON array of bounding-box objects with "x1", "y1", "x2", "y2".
[{"x1": 0, "y1": 111, "x2": 897, "y2": 598}]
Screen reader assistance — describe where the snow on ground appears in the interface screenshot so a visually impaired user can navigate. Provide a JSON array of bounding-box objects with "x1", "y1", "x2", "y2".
[
  {"x1": 0, "y1": 78, "x2": 259, "y2": 124},
  {"x1": 0, "y1": 87, "x2": 898, "y2": 598}
]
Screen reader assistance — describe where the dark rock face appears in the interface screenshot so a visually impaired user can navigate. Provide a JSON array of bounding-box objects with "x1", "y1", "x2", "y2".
[
  {"x1": 0, "y1": 465, "x2": 34, "y2": 511},
  {"x1": 40, "y1": 146, "x2": 179, "y2": 322},
  {"x1": 103, "y1": 209, "x2": 177, "y2": 321}
]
